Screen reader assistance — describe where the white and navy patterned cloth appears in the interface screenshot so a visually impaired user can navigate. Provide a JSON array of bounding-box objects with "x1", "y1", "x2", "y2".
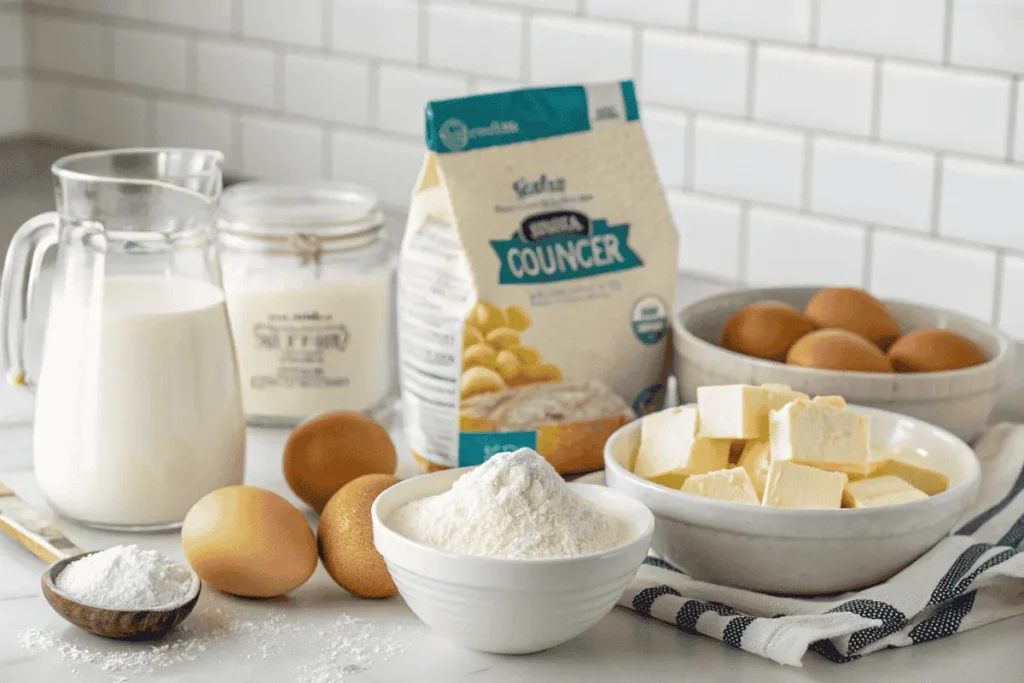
[{"x1": 617, "y1": 423, "x2": 1024, "y2": 666}]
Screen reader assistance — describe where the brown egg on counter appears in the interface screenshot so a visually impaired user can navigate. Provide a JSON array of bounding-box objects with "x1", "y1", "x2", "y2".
[
  {"x1": 786, "y1": 329, "x2": 894, "y2": 373},
  {"x1": 283, "y1": 412, "x2": 397, "y2": 514},
  {"x1": 318, "y1": 474, "x2": 399, "y2": 599},
  {"x1": 887, "y1": 328, "x2": 987, "y2": 372},
  {"x1": 182, "y1": 486, "x2": 318, "y2": 598},
  {"x1": 720, "y1": 302, "x2": 818, "y2": 361},
  {"x1": 803, "y1": 288, "x2": 901, "y2": 349}
]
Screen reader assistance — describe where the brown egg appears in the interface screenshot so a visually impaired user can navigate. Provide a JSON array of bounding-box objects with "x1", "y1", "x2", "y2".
[
  {"x1": 182, "y1": 486, "x2": 318, "y2": 598},
  {"x1": 803, "y1": 288, "x2": 901, "y2": 349},
  {"x1": 721, "y1": 302, "x2": 818, "y2": 361},
  {"x1": 318, "y1": 474, "x2": 399, "y2": 599},
  {"x1": 887, "y1": 328, "x2": 987, "y2": 372},
  {"x1": 786, "y1": 329, "x2": 894, "y2": 373},
  {"x1": 283, "y1": 412, "x2": 397, "y2": 514}
]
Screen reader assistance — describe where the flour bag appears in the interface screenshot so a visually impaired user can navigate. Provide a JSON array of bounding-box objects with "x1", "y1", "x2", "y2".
[{"x1": 398, "y1": 81, "x2": 678, "y2": 474}]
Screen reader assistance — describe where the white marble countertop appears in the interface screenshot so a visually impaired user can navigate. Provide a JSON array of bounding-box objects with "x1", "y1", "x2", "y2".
[{"x1": 2, "y1": 275, "x2": 1024, "y2": 682}]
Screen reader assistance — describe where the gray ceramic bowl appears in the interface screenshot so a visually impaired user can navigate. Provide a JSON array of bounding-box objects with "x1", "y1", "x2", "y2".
[{"x1": 673, "y1": 287, "x2": 1015, "y2": 442}]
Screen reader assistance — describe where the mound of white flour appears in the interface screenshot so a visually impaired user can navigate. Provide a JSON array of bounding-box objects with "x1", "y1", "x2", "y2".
[
  {"x1": 55, "y1": 545, "x2": 194, "y2": 610},
  {"x1": 388, "y1": 449, "x2": 630, "y2": 559}
]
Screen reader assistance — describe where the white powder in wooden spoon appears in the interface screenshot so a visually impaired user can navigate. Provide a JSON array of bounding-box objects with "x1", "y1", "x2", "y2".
[{"x1": 55, "y1": 545, "x2": 194, "y2": 610}]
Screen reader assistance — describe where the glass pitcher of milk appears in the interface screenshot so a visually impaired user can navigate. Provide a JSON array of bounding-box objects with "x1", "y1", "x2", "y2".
[{"x1": 0, "y1": 149, "x2": 246, "y2": 531}]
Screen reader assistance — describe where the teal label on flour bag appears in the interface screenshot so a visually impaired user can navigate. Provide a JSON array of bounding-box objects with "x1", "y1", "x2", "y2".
[
  {"x1": 490, "y1": 216, "x2": 643, "y2": 285},
  {"x1": 459, "y1": 431, "x2": 538, "y2": 467}
]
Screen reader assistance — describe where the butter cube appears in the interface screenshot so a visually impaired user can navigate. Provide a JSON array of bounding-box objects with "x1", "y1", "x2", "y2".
[
  {"x1": 769, "y1": 399, "x2": 870, "y2": 475},
  {"x1": 846, "y1": 453, "x2": 889, "y2": 481},
  {"x1": 843, "y1": 475, "x2": 929, "y2": 508},
  {"x1": 736, "y1": 440, "x2": 771, "y2": 498},
  {"x1": 812, "y1": 395, "x2": 847, "y2": 409},
  {"x1": 762, "y1": 461, "x2": 847, "y2": 509},
  {"x1": 646, "y1": 472, "x2": 689, "y2": 490},
  {"x1": 868, "y1": 450, "x2": 949, "y2": 495},
  {"x1": 697, "y1": 384, "x2": 809, "y2": 439},
  {"x1": 681, "y1": 467, "x2": 760, "y2": 505},
  {"x1": 634, "y1": 407, "x2": 731, "y2": 479}
]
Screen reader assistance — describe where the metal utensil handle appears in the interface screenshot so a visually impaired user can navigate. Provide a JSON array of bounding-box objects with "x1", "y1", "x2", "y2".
[
  {"x1": 0, "y1": 482, "x2": 83, "y2": 563},
  {"x1": 0, "y1": 212, "x2": 60, "y2": 389}
]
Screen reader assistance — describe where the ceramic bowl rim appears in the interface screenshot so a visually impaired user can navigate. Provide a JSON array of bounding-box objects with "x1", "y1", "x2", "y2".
[
  {"x1": 372, "y1": 469, "x2": 655, "y2": 571},
  {"x1": 672, "y1": 286, "x2": 1015, "y2": 382}
]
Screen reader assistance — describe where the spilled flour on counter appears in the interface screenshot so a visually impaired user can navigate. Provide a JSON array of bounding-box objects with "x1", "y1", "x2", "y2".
[
  {"x1": 19, "y1": 604, "x2": 406, "y2": 682},
  {"x1": 387, "y1": 448, "x2": 631, "y2": 559}
]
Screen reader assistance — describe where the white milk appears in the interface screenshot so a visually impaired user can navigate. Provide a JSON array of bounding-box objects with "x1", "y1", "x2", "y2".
[
  {"x1": 33, "y1": 276, "x2": 246, "y2": 527},
  {"x1": 224, "y1": 273, "x2": 394, "y2": 422}
]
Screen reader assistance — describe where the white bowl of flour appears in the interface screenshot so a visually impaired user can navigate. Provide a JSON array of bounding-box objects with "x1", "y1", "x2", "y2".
[{"x1": 372, "y1": 449, "x2": 654, "y2": 654}]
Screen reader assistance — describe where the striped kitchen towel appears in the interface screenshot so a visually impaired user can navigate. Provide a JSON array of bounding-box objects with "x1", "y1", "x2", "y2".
[{"x1": 617, "y1": 423, "x2": 1024, "y2": 666}]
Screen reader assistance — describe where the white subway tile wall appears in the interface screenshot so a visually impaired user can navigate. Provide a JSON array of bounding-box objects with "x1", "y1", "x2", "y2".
[
  {"x1": 667, "y1": 192, "x2": 743, "y2": 281},
  {"x1": 0, "y1": 8, "x2": 24, "y2": 69},
  {"x1": 747, "y1": 208, "x2": 866, "y2": 287},
  {"x1": 870, "y1": 230, "x2": 997, "y2": 322},
  {"x1": 152, "y1": 100, "x2": 235, "y2": 158},
  {"x1": 0, "y1": 78, "x2": 27, "y2": 137},
  {"x1": 1000, "y1": 255, "x2": 1024, "y2": 338},
  {"x1": 879, "y1": 63, "x2": 1012, "y2": 157},
  {"x1": 529, "y1": 15, "x2": 632, "y2": 85},
  {"x1": 112, "y1": 27, "x2": 188, "y2": 92},
  {"x1": 10, "y1": 0, "x2": 1024, "y2": 339},
  {"x1": 696, "y1": 0, "x2": 811, "y2": 44},
  {"x1": 754, "y1": 46, "x2": 873, "y2": 135},
  {"x1": 427, "y1": 2, "x2": 522, "y2": 80},
  {"x1": 817, "y1": 0, "x2": 946, "y2": 63},
  {"x1": 239, "y1": 115, "x2": 324, "y2": 182},
  {"x1": 0, "y1": 2, "x2": 26, "y2": 137},
  {"x1": 694, "y1": 118, "x2": 804, "y2": 207},
  {"x1": 642, "y1": 32, "x2": 748, "y2": 115}
]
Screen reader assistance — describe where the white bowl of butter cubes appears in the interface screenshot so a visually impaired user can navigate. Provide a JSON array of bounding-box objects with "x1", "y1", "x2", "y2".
[{"x1": 603, "y1": 383, "x2": 981, "y2": 595}]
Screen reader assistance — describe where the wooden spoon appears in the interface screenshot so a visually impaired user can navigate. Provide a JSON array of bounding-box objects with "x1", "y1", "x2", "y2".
[{"x1": 0, "y1": 481, "x2": 201, "y2": 640}]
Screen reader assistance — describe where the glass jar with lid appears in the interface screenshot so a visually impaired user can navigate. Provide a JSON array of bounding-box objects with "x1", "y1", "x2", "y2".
[{"x1": 217, "y1": 182, "x2": 398, "y2": 426}]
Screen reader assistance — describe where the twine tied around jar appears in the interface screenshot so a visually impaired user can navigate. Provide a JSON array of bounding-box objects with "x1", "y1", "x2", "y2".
[{"x1": 289, "y1": 232, "x2": 323, "y2": 266}]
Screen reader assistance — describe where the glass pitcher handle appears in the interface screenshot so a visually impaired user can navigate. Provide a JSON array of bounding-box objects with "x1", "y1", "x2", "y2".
[{"x1": 0, "y1": 212, "x2": 59, "y2": 390}]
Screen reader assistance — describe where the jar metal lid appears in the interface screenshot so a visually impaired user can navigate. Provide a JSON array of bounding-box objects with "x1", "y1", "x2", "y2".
[{"x1": 219, "y1": 181, "x2": 384, "y2": 237}]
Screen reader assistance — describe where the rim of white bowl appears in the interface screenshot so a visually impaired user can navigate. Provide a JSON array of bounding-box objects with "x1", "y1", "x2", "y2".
[
  {"x1": 672, "y1": 286, "x2": 1015, "y2": 382},
  {"x1": 371, "y1": 474, "x2": 655, "y2": 568},
  {"x1": 603, "y1": 403, "x2": 982, "y2": 520}
]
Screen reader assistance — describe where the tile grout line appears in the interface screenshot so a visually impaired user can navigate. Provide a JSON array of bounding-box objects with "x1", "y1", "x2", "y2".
[
  {"x1": 870, "y1": 58, "x2": 883, "y2": 140},
  {"x1": 417, "y1": 0, "x2": 429, "y2": 67},
  {"x1": 520, "y1": 8, "x2": 532, "y2": 84},
  {"x1": 143, "y1": 97, "x2": 157, "y2": 145},
  {"x1": 929, "y1": 152, "x2": 944, "y2": 236},
  {"x1": 1005, "y1": 77, "x2": 1020, "y2": 161},
  {"x1": 230, "y1": 106, "x2": 243, "y2": 169},
  {"x1": 808, "y1": 0, "x2": 821, "y2": 46},
  {"x1": 992, "y1": 251, "x2": 1006, "y2": 328},
  {"x1": 801, "y1": 132, "x2": 815, "y2": 212},
  {"x1": 27, "y1": 1, "x2": 1024, "y2": 82},
  {"x1": 631, "y1": 23, "x2": 643, "y2": 94},
  {"x1": 185, "y1": 31, "x2": 198, "y2": 95},
  {"x1": 688, "y1": 0, "x2": 698, "y2": 29},
  {"x1": 737, "y1": 203, "x2": 751, "y2": 283},
  {"x1": 745, "y1": 40, "x2": 758, "y2": 120},
  {"x1": 862, "y1": 226, "x2": 875, "y2": 289},
  {"x1": 321, "y1": 124, "x2": 332, "y2": 180},
  {"x1": 321, "y1": 0, "x2": 333, "y2": 50},
  {"x1": 231, "y1": 0, "x2": 243, "y2": 35},
  {"x1": 367, "y1": 60, "x2": 381, "y2": 129},
  {"x1": 941, "y1": 0, "x2": 954, "y2": 65},
  {"x1": 683, "y1": 114, "x2": 696, "y2": 191},
  {"x1": 272, "y1": 50, "x2": 285, "y2": 110}
]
